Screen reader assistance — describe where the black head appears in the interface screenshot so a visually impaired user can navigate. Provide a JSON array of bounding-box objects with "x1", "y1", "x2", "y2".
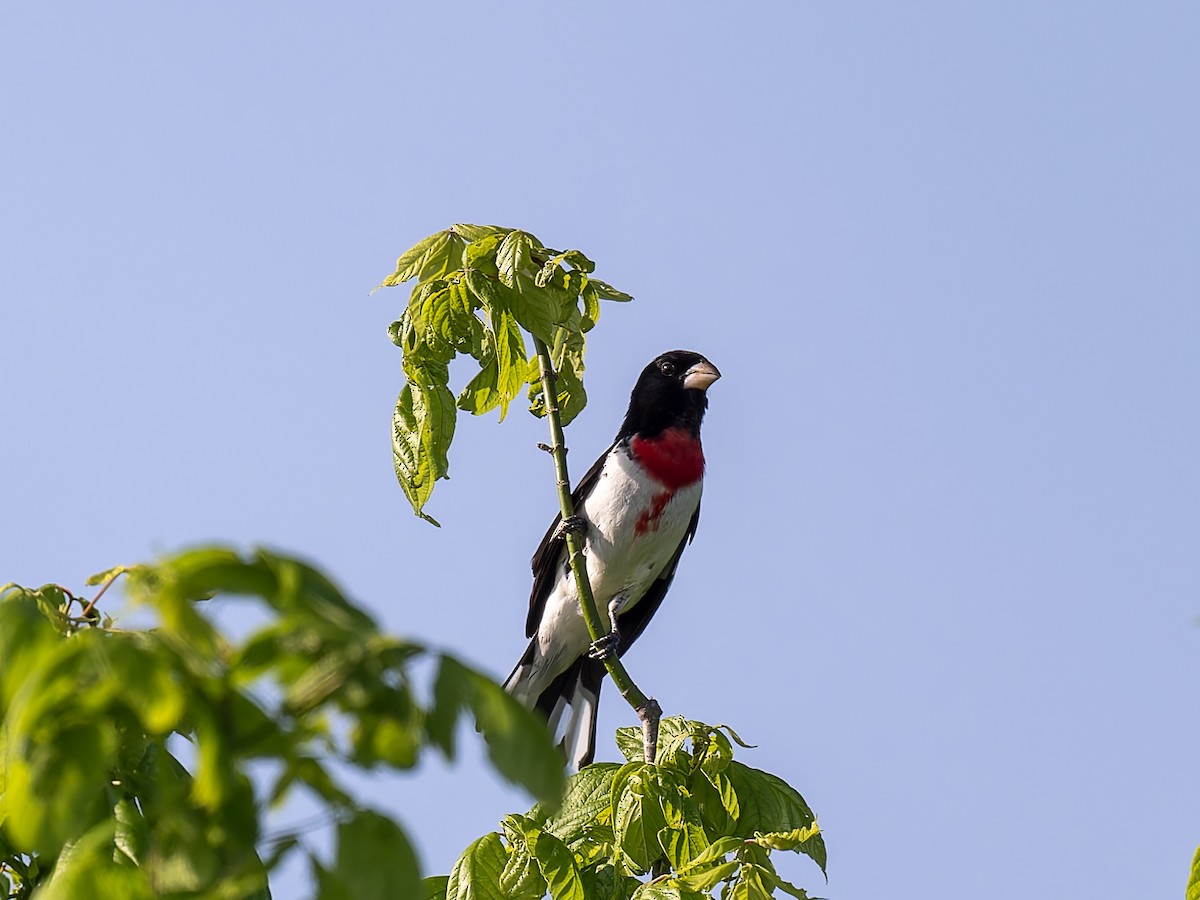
[{"x1": 617, "y1": 350, "x2": 721, "y2": 440}]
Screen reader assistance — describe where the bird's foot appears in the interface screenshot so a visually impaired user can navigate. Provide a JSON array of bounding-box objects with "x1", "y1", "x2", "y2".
[
  {"x1": 588, "y1": 630, "x2": 620, "y2": 660},
  {"x1": 553, "y1": 515, "x2": 587, "y2": 541}
]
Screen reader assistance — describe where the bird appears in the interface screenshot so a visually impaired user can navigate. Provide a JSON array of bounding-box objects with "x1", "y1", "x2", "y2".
[{"x1": 503, "y1": 349, "x2": 721, "y2": 769}]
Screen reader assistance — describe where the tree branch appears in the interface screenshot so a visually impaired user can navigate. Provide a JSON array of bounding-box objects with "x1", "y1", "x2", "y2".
[{"x1": 533, "y1": 338, "x2": 661, "y2": 764}]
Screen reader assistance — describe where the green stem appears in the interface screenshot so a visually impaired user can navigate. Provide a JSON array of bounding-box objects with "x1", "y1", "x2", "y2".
[{"x1": 533, "y1": 339, "x2": 661, "y2": 763}]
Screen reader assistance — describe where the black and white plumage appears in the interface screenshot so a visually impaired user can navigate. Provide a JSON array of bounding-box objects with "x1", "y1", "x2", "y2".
[{"x1": 504, "y1": 350, "x2": 721, "y2": 769}]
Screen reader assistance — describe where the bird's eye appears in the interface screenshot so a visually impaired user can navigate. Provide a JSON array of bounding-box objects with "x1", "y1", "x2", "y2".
[{"x1": 660, "y1": 361, "x2": 675, "y2": 376}]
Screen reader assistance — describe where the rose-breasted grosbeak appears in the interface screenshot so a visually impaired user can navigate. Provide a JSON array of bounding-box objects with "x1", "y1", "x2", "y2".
[{"x1": 504, "y1": 350, "x2": 721, "y2": 768}]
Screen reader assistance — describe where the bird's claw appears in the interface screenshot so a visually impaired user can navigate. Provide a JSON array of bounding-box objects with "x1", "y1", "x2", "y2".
[
  {"x1": 553, "y1": 515, "x2": 587, "y2": 541},
  {"x1": 588, "y1": 631, "x2": 620, "y2": 660}
]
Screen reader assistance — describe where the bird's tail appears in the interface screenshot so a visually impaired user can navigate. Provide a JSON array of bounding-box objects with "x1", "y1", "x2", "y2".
[{"x1": 504, "y1": 640, "x2": 605, "y2": 770}]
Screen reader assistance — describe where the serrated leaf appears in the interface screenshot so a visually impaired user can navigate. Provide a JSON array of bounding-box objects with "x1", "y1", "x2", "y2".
[
  {"x1": 726, "y1": 763, "x2": 825, "y2": 875},
  {"x1": 614, "y1": 726, "x2": 646, "y2": 763},
  {"x1": 392, "y1": 378, "x2": 456, "y2": 525},
  {"x1": 506, "y1": 816, "x2": 585, "y2": 900},
  {"x1": 446, "y1": 833, "x2": 508, "y2": 900},
  {"x1": 509, "y1": 285, "x2": 562, "y2": 346},
  {"x1": 375, "y1": 232, "x2": 442, "y2": 290},
  {"x1": 496, "y1": 231, "x2": 532, "y2": 289},
  {"x1": 498, "y1": 838, "x2": 547, "y2": 900},
  {"x1": 376, "y1": 230, "x2": 467, "y2": 293},
  {"x1": 424, "y1": 875, "x2": 451, "y2": 900},
  {"x1": 538, "y1": 763, "x2": 621, "y2": 847},
  {"x1": 1188, "y1": 845, "x2": 1200, "y2": 900}
]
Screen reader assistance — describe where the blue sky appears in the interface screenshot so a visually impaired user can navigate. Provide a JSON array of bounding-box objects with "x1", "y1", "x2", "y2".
[{"x1": 3, "y1": 3, "x2": 1197, "y2": 897}]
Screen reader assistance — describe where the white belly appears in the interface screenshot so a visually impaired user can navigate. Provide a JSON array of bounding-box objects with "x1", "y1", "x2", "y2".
[{"x1": 534, "y1": 446, "x2": 701, "y2": 665}]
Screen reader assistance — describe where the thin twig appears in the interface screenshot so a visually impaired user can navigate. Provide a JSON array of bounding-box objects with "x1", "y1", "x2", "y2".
[
  {"x1": 80, "y1": 571, "x2": 123, "y2": 620},
  {"x1": 532, "y1": 338, "x2": 661, "y2": 764}
]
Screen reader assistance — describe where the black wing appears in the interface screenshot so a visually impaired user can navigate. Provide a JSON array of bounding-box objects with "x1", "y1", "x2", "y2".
[
  {"x1": 611, "y1": 500, "x2": 701, "y2": 653},
  {"x1": 526, "y1": 442, "x2": 615, "y2": 638}
]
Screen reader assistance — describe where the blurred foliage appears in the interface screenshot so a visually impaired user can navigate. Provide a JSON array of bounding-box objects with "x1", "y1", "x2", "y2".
[
  {"x1": 376, "y1": 225, "x2": 632, "y2": 524},
  {"x1": 0, "y1": 547, "x2": 562, "y2": 899},
  {"x1": 432, "y1": 718, "x2": 826, "y2": 900}
]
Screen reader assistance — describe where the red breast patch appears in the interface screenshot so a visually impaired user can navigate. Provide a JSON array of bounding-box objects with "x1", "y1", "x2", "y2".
[{"x1": 630, "y1": 428, "x2": 705, "y2": 491}]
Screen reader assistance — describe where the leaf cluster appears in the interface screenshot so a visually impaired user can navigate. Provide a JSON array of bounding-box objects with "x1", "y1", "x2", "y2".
[
  {"x1": 0, "y1": 548, "x2": 563, "y2": 899},
  {"x1": 376, "y1": 225, "x2": 632, "y2": 524},
  {"x1": 433, "y1": 718, "x2": 826, "y2": 900}
]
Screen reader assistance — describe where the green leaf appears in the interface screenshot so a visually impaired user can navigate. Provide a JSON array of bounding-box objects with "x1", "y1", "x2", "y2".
[
  {"x1": 753, "y1": 824, "x2": 821, "y2": 852},
  {"x1": 660, "y1": 822, "x2": 711, "y2": 871},
  {"x1": 463, "y1": 232, "x2": 506, "y2": 271},
  {"x1": 429, "y1": 656, "x2": 564, "y2": 804},
  {"x1": 376, "y1": 232, "x2": 441, "y2": 290},
  {"x1": 496, "y1": 230, "x2": 532, "y2": 289},
  {"x1": 503, "y1": 816, "x2": 585, "y2": 900},
  {"x1": 393, "y1": 379, "x2": 457, "y2": 524},
  {"x1": 588, "y1": 277, "x2": 633, "y2": 302},
  {"x1": 614, "y1": 725, "x2": 646, "y2": 763},
  {"x1": 628, "y1": 883, "x2": 687, "y2": 900},
  {"x1": 726, "y1": 763, "x2": 825, "y2": 875},
  {"x1": 446, "y1": 833, "x2": 508, "y2": 900},
  {"x1": 704, "y1": 769, "x2": 740, "y2": 821},
  {"x1": 728, "y1": 865, "x2": 775, "y2": 900},
  {"x1": 497, "y1": 836, "x2": 548, "y2": 900},
  {"x1": 424, "y1": 875, "x2": 451, "y2": 900},
  {"x1": 673, "y1": 860, "x2": 742, "y2": 893},
  {"x1": 35, "y1": 822, "x2": 155, "y2": 900},
  {"x1": 0, "y1": 593, "x2": 64, "y2": 709},
  {"x1": 112, "y1": 796, "x2": 146, "y2": 866},
  {"x1": 375, "y1": 229, "x2": 467, "y2": 291},
  {"x1": 85, "y1": 564, "x2": 136, "y2": 587},
  {"x1": 329, "y1": 809, "x2": 421, "y2": 900},
  {"x1": 452, "y1": 223, "x2": 511, "y2": 242},
  {"x1": 580, "y1": 280, "x2": 601, "y2": 332},
  {"x1": 490, "y1": 306, "x2": 529, "y2": 421},
  {"x1": 611, "y1": 764, "x2": 669, "y2": 872},
  {"x1": 538, "y1": 763, "x2": 622, "y2": 846},
  {"x1": 553, "y1": 355, "x2": 587, "y2": 427},
  {"x1": 1188, "y1": 844, "x2": 1200, "y2": 900},
  {"x1": 508, "y1": 281, "x2": 563, "y2": 347},
  {"x1": 5, "y1": 666, "x2": 118, "y2": 852},
  {"x1": 535, "y1": 249, "x2": 596, "y2": 287},
  {"x1": 457, "y1": 356, "x2": 503, "y2": 417}
]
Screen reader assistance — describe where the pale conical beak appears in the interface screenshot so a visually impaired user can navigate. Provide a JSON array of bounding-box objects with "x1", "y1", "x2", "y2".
[{"x1": 682, "y1": 360, "x2": 721, "y2": 391}]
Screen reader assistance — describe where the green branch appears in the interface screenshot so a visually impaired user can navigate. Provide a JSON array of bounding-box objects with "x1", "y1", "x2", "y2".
[{"x1": 533, "y1": 338, "x2": 662, "y2": 763}]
